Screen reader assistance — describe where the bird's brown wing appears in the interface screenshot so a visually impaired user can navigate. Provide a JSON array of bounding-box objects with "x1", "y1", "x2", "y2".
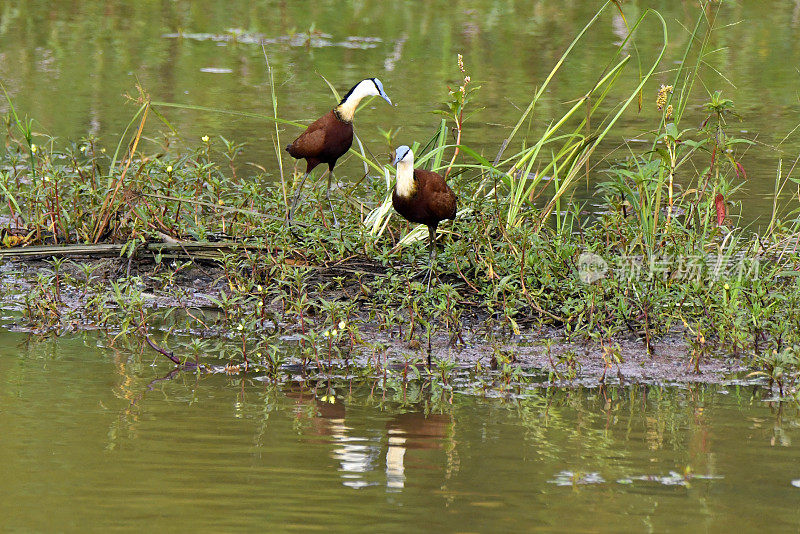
[
  {"x1": 427, "y1": 188, "x2": 457, "y2": 221},
  {"x1": 287, "y1": 127, "x2": 326, "y2": 160},
  {"x1": 416, "y1": 169, "x2": 457, "y2": 222}
]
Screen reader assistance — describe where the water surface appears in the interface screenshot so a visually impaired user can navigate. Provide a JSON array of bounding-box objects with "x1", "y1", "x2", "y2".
[{"x1": 2, "y1": 331, "x2": 800, "y2": 531}]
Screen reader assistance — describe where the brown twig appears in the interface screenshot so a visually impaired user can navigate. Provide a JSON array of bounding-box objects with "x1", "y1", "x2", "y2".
[
  {"x1": 139, "y1": 311, "x2": 180, "y2": 365},
  {"x1": 93, "y1": 101, "x2": 150, "y2": 243}
]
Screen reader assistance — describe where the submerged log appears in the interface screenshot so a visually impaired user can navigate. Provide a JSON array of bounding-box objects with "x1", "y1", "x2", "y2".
[
  {"x1": 0, "y1": 242, "x2": 259, "y2": 260},
  {"x1": 0, "y1": 241, "x2": 390, "y2": 279},
  {"x1": 0, "y1": 243, "x2": 125, "y2": 258}
]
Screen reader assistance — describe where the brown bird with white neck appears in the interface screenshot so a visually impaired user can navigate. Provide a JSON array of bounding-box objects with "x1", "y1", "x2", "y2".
[
  {"x1": 285, "y1": 78, "x2": 392, "y2": 225},
  {"x1": 391, "y1": 145, "x2": 457, "y2": 287}
]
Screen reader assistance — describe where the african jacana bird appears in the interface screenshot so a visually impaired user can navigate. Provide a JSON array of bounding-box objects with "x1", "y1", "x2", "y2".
[
  {"x1": 391, "y1": 145, "x2": 457, "y2": 287},
  {"x1": 286, "y1": 78, "x2": 392, "y2": 225}
]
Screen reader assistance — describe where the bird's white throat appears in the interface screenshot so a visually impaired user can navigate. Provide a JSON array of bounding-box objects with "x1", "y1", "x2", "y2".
[
  {"x1": 395, "y1": 160, "x2": 416, "y2": 198},
  {"x1": 335, "y1": 81, "x2": 373, "y2": 122}
]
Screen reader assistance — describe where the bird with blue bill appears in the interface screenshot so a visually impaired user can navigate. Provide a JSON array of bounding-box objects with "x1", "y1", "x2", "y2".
[
  {"x1": 391, "y1": 145, "x2": 457, "y2": 289},
  {"x1": 285, "y1": 78, "x2": 392, "y2": 226}
]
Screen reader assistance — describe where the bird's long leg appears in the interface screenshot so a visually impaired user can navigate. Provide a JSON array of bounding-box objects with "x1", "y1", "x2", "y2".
[
  {"x1": 288, "y1": 171, "x2": 311, "y2": 224},
  {"x1": 326, "y1": 170, "x2": 339, "y2": 227},
  {"x1": 425, "y1": 225, "x2": 438, "y2": 291}
]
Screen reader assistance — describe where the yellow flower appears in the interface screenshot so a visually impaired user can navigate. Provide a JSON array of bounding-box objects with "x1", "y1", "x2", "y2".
[
  {"x1": 323, "y1": 330, "x2": 330, "y2": 338},
  {"x1": 202, "y1": 135, "x2": 210, "y2": 143},
  {"x1": 43, "y1": 176, "x2": 50, "y2": 182},
  {"x1": 338, "y1": 320, "x2": 346, "y2": 330},
  {"x1": 30, "y1": 144, "x2": 37, "y2": 153},
  {"x1": 218, "y1": 199, "x2": 224, "y2": 205},
  {"x1": 331, "y1": 329, "x2": 338, "y2": 337},
  {"x1": 656, "y1": 84, "x2": 673, "y2": 111},
  {"x1": 237, "y1": 324, "x2": 243, "y2": 331},
  {"x1": 80, "y1": 145, "x2": 87, "y2": 153},
  {"x1": 166, "y1": 165, "x2": 173, "y2": 173},
  {"x1": 724, "y1": 283, "x2": 730, "y2": 290}
]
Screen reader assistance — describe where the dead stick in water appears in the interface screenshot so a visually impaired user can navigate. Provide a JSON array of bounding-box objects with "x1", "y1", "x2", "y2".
[
  {"x1": 144, "y1": 334, "x2": 181, "y2": 366},
  {"x1": 138, "y1": 311, "x2": 180, "y2": 365}
]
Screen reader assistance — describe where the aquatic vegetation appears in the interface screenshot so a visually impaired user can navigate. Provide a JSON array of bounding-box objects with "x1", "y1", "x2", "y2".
[{"x1": 1, "y1": 1, "x2": 800, "y2": 398}]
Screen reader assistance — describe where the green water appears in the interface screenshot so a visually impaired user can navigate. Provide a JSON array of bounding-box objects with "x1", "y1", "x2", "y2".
[
  {"x1": 2, "y1": 331, "x2": 800, "y2": 532},
  {"x1": 2, "y1": 1, "x2": 800, "y2": 217}
]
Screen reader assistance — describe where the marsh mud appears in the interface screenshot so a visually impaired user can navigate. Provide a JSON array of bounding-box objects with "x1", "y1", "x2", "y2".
[{"x1": 0, "y1": 256, "x2": 749, "y2": 386}]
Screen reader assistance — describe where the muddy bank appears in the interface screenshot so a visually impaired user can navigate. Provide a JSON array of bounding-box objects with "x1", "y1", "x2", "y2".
[
  {"x1": 0, "y1": 256, "x2": 752, "y2": 386},
  {"x1": 360, "y1": 326, "x2": 749, "y2": 386}
]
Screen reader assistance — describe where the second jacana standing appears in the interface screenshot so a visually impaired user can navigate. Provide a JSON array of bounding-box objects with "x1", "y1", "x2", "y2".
[{"x1": 285, "y1": 78, "x2": 392, "y2": 225}]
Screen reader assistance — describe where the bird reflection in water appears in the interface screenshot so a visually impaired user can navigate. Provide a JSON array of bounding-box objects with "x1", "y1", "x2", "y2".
[
  {"x1": 287, "y1": 385, "x2": 453, "y2": 490},
  {"x1": 286, "y1": 388, "x2": 379, "y2": 489},
  {"x1": 385, "y1": 412, "x2": 452, "y2": 491}
]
